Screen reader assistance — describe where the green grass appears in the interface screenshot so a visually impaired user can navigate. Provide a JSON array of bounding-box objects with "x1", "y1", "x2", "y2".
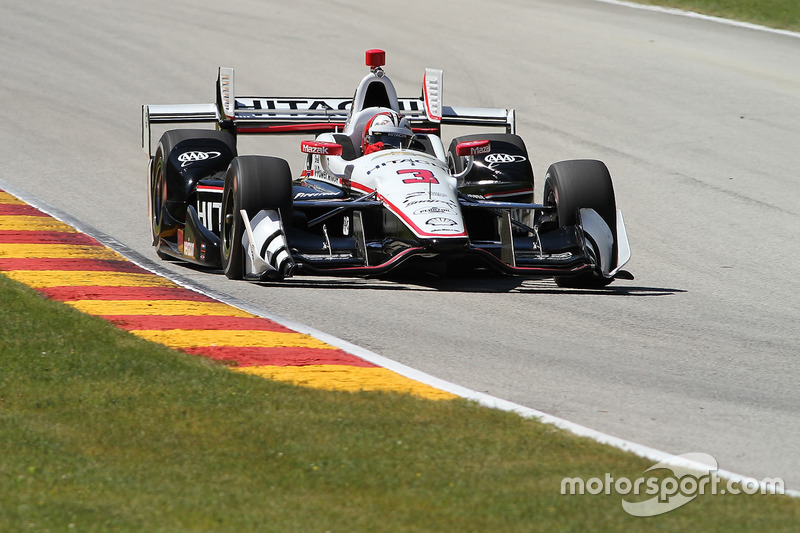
[
  {"x1": 1, "y1": 275, "x2": 799, "y2": 531},
  {"x1": 634, "y1": 0, "x2": 800, "y2": 32},
  {"x1": 3, "y1": 3, "x2": 797, "y2": 530}
]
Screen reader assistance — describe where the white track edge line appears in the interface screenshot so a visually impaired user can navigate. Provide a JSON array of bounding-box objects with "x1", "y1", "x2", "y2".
[
  {"x1": 593, "y1": 0, "x2": 800, "y2": 39},
  {"x1": 3, "y1": 181, "x2": 797, "y2": 497}
]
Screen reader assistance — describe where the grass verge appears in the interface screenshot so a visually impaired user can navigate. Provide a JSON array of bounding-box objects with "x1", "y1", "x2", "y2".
[
  {"x1": 631, "y1": 0, "x2": 800, "y2": 32},
  {"x1": 1, "y1": 274, "x2": 799, "y2": 531}
]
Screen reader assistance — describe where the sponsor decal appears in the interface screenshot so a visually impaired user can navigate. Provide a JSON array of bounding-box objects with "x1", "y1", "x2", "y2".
[
  {"x1": 366, "y1": 156, "x2": 443, "y2": 176},
  {"x1": 404, "y1": 199, "x2": 458, "y2": 209},
  {"x1": 178, "y1": 151, "x2": 221, "y2": 167},
  {"x1": 399, "y1": 168, "x2": 438, "y2": 184},
  {"x1": 469, "y1": 144, "x2": 491, "y2": 156},
  {"x1": 414, "y1": 206, "x2": 454, "y2": 215},
  {"x1": 462, "y1": 193, "x2": 485, "y2": 201},
  {"x1": 301, "y1": 143, "x2": 336, "y2": 155},
  {"x1": 197, "y1": 201, "x2": 222, "y2": 232},
  {"x1": 399, "y1": 99, "x2": 422, "y2": 112},
  {"x1": 294, "y1": 191, "x2": 333, "y2": 199},
  {"x1": 428, "y1": 228, "x2": 461, "y2": 233},
  {"x1": 485, "y1": 153, "x2": 527, "y2": 167},
  {"x1": 309, "y1": 160, "x2": 335, "y2": 184},
  {"x1": 183, "y1": 240, "x2": 195, "y2": 257},
  {"x1": 405, "y1": 190, "x2": 451, "y2": 199},
  {"x1": 237, "y1": 98, "x2": 351, "y2": 112},
  {"x1": 425, "y1": 217, "x2": 457, "y2": 227},
  {"x1": 234, "y1": 97, "x2": 422, "y2": 114},
  {"x1": 402, "y1": 193, "x2": 457, "y2": 208}
]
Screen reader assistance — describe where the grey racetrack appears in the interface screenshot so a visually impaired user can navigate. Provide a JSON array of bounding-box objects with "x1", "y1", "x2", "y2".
[{"x1": 2, "y1": 0, "x2": 798, "y2": 488}]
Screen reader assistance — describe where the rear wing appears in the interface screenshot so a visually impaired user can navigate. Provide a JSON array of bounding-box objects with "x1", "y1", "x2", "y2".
[{"x1": 143, "y1": 67, "x2": 516, "y2": 156}]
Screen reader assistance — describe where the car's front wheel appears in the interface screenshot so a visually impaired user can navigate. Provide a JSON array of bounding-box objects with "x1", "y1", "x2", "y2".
[
  {"x1": 543, "y1": 159, "x2": 617, "y2": 288},
  {"x1": 220, "y1": 156, "x2": 293, "y2": 280}
]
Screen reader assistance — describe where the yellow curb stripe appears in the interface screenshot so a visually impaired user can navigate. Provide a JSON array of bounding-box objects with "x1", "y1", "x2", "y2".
[
  {"x1": 132, "y1": 329, "x2": 333, "y2": 350},
  {"x1": 66, "y1": 300, "x2": 256, "y2": 318},
  {"x1": 233, "y1": 365, "x2": 458, "y2": 400},
  {"x1": 0, "y1": 193, "x2": 26, "y2": 204},
  {"x1": 0, "y1": 193, "x2": 457, "y2": 401},
  {"x1": 0, "y1": 243, "x2": 122, "y2": 260},
  {"x1": 2, "y1": 271, "x2": 176, "y2": 288},
  {"x1": 0, "y1": 216, "x2": 78, "y2": 232}
]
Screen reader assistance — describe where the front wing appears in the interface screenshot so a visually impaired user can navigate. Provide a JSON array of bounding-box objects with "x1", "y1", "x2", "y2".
[{"x1": 239, "y1": 197, "x2": 630, "y2": 281}]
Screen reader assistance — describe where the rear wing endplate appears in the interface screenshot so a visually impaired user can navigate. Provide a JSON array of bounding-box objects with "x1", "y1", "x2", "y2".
[{"x1": 143, "y1": 67, "x2": 515, "y2": 156}]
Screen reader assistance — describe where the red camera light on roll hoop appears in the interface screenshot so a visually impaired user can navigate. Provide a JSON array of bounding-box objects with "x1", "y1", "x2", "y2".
[{"x1": 365, "y1": 49, "x2": 386, "y2": 70}]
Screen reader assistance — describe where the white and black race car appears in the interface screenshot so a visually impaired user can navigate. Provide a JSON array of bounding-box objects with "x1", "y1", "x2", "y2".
[{"x1": 142, "y1": 49, "x2": 631, "y2": 287}]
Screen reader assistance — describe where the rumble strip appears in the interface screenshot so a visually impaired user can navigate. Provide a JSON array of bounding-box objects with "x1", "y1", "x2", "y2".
[{"x1": 0, "y1": 189, "x2": 455, "y2": 400}]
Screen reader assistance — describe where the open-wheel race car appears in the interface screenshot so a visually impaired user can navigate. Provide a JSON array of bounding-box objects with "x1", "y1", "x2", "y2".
[{"x1": 142, "y1": 49, "x2": 631, "y2": 287}]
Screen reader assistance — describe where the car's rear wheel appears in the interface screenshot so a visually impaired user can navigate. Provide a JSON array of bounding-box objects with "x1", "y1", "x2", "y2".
[
  {"x1": 543, "y1": 159, "x2": 617, "y2": 288},
  {"x1": 149, "y1": 146, "x2": 171, "y2": 258},
  {"x1": 149, "y1": 129, "x2": 236, "y2": 254},
  {"x1": 221, "y1": 156, "x2": 293, "y2": 280}
]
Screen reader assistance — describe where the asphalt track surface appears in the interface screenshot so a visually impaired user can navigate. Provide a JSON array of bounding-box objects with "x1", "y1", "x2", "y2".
[{"x1": 2, "y1": 0, "x2": 798, "y2": 488}]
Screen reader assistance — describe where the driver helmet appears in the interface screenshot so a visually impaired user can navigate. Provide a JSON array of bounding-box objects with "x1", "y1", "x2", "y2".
[{"x1": 362, "y1": 111, "x2": 414, "y2": 154}]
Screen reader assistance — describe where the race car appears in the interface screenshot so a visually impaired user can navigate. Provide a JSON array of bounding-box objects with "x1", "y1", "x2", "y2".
[{"x1": 142, "y1": 49, "x2": 631, "y2": 287}]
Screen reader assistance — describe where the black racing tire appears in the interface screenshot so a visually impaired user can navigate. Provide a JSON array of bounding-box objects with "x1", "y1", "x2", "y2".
[
  {"x1": 150, "y1": 142, "x2": 168, "y2": 246},
  {"x1": 542, "y1": 159, "x2": 617, "y2": 288},
  {"x1": 220, "y1": 156, "x2": 292, "y2": 280},
  {"x1": 149, "y1": 129, "x2": 236, "y2": 246}
]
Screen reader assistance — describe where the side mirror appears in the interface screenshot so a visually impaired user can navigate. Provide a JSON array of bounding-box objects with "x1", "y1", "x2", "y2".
[
  {"x1": 300, "y1": 140, "x2": 343, "y2": 157},
  {"x1": 452, "y1": 140, "x2": 491, "y2": 185},
  {"x1": 455, "y1": 139, "x2": 490, "y2": 157}
]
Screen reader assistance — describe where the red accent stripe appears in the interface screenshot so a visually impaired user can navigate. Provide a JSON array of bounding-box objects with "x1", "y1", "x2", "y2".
[
  {"x1": 41, "y1": 286, "x2": 217, "y2": 302},
  {"x1": 0, "y1": 205, "x2": 50, "y2": 216},
  {"x1": 237, "y1": 123, "x2": 341, "y2": 134},
  {"x1": 483, "y1": 188, "x2": 535, "y2": 198},
  {"x1": 303, "y1": 246, "x2": 424, "y2": 273},
  {"x1": 350, "y1": 181, "x2": 374, "y2": 194},
  {"x1": 182, "y1": 346, "x2": 378, "y2": 368},
  {"x1": 378, "y1": 193, "x2": 468, "y2": 238},
  {"x1": 423, "y1": 71, "x2": 443, "y2": 122},
  {"x1": 350, "y1": 182, "x2": 467, "y2": 238},
  {"x1": 0, "y1": 231, "x2": 100, "y2": 245},
  {"x1": 105, "y1": 315, "x2": 296, "y2": 333},
  {"x1": 0, "y1": 258, "x2": 146, "y2": 272}
]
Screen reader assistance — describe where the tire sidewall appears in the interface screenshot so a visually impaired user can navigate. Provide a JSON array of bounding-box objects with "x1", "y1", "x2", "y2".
[
  {"x1": 221, "y1": 159, "x2": 244, "y2": 279},
  {"x1": 543, "y1": 159, "x2": 617, "y2": 287},
  {"x1": 544, "y1": 159, "x2": 616, "y2": 235},
  {"x1": 221, "y1": 156, "x2": 293, "y2": 280}
]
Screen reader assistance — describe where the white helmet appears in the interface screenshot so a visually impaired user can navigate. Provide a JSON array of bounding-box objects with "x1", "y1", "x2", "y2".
[{"x1": 362, "y1": 111, "x2": 413, "y2": 153}]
